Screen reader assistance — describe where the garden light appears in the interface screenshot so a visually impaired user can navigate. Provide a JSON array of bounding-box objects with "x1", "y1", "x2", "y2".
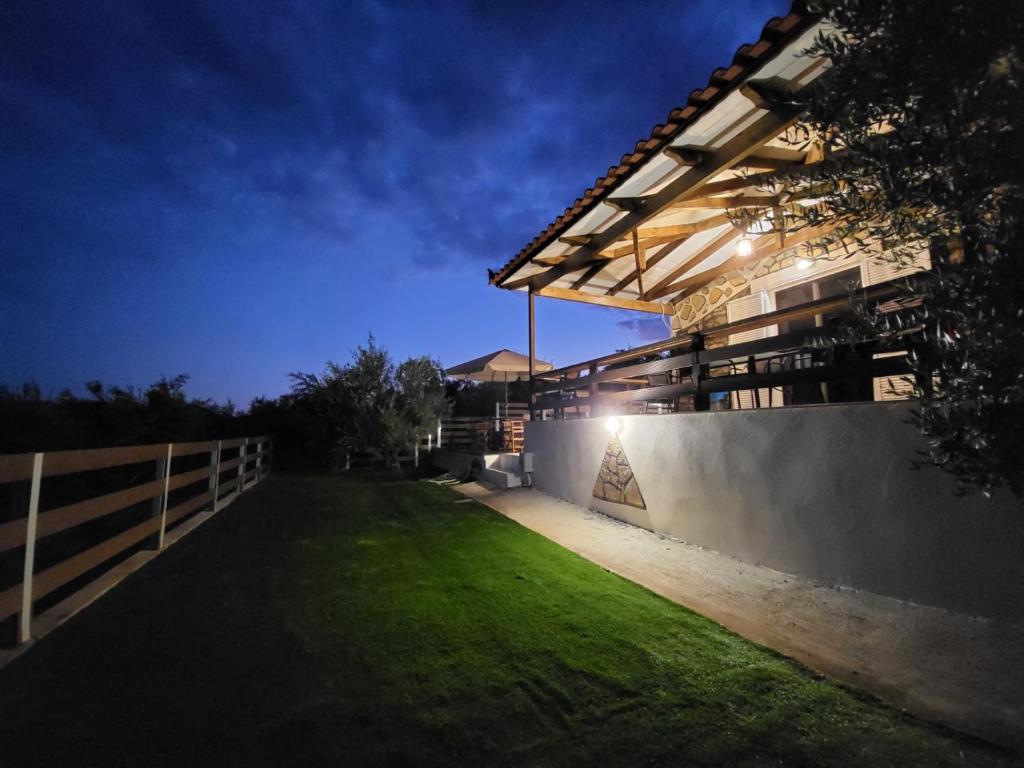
[{"x1": 604, "y1": 416, "x2": 621, "y2": 434}]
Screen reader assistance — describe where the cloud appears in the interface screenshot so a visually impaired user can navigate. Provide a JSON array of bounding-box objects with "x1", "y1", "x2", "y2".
[
  {"x1": 1, "y1": 0, "x2": 789, "y2": 275},
  {"x1": 617, "y1": 317, "x2": 672, "y2": 342},
  {"x1": 0, "y1": 0, "x2": 789, "y2": 402}
]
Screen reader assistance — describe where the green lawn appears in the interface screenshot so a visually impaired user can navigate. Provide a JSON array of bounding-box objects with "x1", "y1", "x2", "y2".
[{"x1": 0, "y1": 473, "x2": 1014, "y2": 767}]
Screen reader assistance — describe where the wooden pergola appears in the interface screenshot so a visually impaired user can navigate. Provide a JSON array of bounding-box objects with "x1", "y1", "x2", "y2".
[{"x1": 490, "y1": 6, "x2": 929, "y2": 418}]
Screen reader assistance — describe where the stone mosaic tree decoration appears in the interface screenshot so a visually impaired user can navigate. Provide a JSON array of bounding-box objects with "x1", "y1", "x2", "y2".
[{"x1": 592, "y1": 434, "x2": 645, "y2": 509}]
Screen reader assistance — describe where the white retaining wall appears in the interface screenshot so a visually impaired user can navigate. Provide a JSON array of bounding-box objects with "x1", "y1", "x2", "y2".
[{"x1": 525, "y1": 402, "x2": 1024, "y2": 623}]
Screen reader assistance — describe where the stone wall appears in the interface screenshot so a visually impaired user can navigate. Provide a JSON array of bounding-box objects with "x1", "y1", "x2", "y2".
[{"x1": 672, "y1": 253, "x2": 797, "y2": 334}]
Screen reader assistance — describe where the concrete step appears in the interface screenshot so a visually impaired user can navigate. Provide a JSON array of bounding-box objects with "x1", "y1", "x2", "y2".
[{"x1": 481, "y1": 466, "x2": 522, "y2": 488}]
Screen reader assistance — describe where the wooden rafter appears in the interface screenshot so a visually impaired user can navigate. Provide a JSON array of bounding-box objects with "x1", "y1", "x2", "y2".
[
  {"x1": 536, "y1": 285, "x2": 672, "y2": 315},
  {"x1": 645, "y1": 227, "x2": 741, "y2": 300},
  {"x1": 737, "y1": 154, "x2": 805, "y2": 171},
  {"x1": 666, "y1": 222, "x2": 840, "y2": 303},
  {"x1": 541, "y1": 215, "x2": 729, "y2": 270},
  {"x1": 601, "y1": 235, "x2": 679, "y2": 260},
  {"x1": 558, "y1": 234, "x2": 592, "y2": 247},
  {"x1": 569, "y1": 261, "x2": 608, "y2": 291},
  {"x1": 632, "y1": 229, "x2": 646, "y2": 297},
  {"x1": 610, "y1": 214, "x2": 730, "y2": 244},
  {"x1": 512, "y1": 93, "x2": 803, "y2": 292},
  {"x1": 532, "y1": 254, "x2": 566, "y2": 267},
  {"x1": 695, "y1": 155, "x2": 839, "y2": 197},
  {"x1": 738, "y1": 80, "x2": 787, "y2": 109},
  {"x1": 570, "y1": 236, "x2": 690, "y2": 296},
  {"x1": 604, "y1": 197, "x2": 645, "y2": 213},
  {"x1": 663, "y1": 146, "x2": 710, "y2": 166},
  {"x1": 607, "y1": 238, "x2": 687, "y2": 297},
  {"x1": 668, "y1": 194, "x2": 779, "y2": 210}
]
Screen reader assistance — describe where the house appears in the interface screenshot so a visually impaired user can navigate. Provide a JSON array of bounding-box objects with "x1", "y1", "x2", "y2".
[
  {"x1": 483, "y1": 4, "x2": 1024, "y2": 627},
  {"x1": 489, "y1": 6, "x2": 930, "y2": 418}
]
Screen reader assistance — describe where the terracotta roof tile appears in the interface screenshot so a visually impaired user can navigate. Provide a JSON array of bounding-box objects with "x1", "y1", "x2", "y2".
[{"x1": 491, "y1": 2, "x2": 817, "y2": 287}]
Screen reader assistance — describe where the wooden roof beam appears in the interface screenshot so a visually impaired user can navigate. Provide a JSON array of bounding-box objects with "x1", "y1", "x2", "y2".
[
  {"x1": 645, "y1": 227, "x2": 741, "y2": 300},
  {"x1": 554, "y1": 216, "x2": 730, "y2": 266},
  {"x1": 531, "y1": 254, "x2": 565, "y2": 267},
  {"x1": 666, "y1": 221, "x2": 841, "y2": 303},
  {"x1": 558, "y1": 234, "x2": 593, "y2": 247},
  {"x1": 604, "y1": 196, "x2": 647, "y2": 214},
  {"x1": 607, "y1": 238, "x2": 688, "y2": 297},
  {"x1": 523, "y1": 96, "x2": 803, "y2": 292},
  {"x1": 569, "y1": 261, "x2": 610, "y2": 292},
  {"x1": 736, "y1": 154, "x2": 805, "y2": 171},
  {"x1": 669, "y1": 194, "x2": 779, "y2": 210},
  {"x1": 664, "y1": 146, "x2": 711, "y2": 166},
  {"x1": 739, "y1": 79, "x2": 791, "y2": 110},
  {"x1": 609, "y1": 214, "x2": 731, "y2": 245},
  {"x1": 537, "y1": 285, "x2": 672, "y2": 315},
  {"x1": 632, "y1": 229, "x2": 647, "y2": 297},
  {"x1": 601, "y1": 234, "x2": 690, "y2": 260}
]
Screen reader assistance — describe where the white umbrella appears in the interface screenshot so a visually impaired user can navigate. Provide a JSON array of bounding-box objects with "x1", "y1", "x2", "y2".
[{"x1": 446, "y1": 349, "x2": 553, "y2": 416}]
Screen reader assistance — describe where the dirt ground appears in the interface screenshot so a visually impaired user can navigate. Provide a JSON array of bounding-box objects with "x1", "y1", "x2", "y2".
[{"x1": 456, "y1": 481, "x2": 1024, "y2": 752}]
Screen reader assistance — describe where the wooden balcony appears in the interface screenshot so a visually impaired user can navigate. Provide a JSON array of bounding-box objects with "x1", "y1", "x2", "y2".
[{"x1": 530, "y1": 280, "x2": 927, "y2": 419}]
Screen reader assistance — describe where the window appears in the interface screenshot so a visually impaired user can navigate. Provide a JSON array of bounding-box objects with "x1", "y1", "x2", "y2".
[{"x1": 775, "y1": 267, "x2": 862, "y2": 335}]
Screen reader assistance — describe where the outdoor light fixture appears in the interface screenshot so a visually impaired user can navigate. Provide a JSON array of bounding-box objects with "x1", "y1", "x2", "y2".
[
  {"x1": 604, "y1": 416, "x2": 621, "y2": 434},
  {"x1": 736, "y1": 237, "x2": 753, "y2": 258},
  {"x1": 796, "y1": 257, "x2": 813, "y2": 270}
]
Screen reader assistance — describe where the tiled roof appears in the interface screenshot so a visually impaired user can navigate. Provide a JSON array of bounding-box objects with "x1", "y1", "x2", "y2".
[{"x1": 490, "y1": 2, "x2": 817, "y2": 287}]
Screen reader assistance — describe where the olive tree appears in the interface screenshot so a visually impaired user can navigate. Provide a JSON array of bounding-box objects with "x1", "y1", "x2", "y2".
[{"x1": 757, "y1": 0, "x2": 1024, "y2": 498}]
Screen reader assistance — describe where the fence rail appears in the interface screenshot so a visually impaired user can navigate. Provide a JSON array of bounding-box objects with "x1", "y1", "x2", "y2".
[
  {"x1": 0, "y1": 436, "x2": 271, "y2": 648},
  {"x1": 432, "y1": 406, "x2": 530, "y2": 454},
  {"x1": 531, "y1": 280, "x2": 926, "y2": 418}
]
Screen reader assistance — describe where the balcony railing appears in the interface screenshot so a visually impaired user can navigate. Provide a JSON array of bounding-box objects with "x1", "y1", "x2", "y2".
[{"x1": 531, "y1": 281, "x2": 926, "y2": 419}]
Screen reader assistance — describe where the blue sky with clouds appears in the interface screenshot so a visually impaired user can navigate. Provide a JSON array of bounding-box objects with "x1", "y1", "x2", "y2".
[{"x1": 1, "y1": 0, "x2": 788, "y2": 406}]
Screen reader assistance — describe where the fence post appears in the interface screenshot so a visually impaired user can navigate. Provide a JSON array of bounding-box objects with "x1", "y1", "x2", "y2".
[
  {"x1": 149, "y1": 449, "x2": 167, "y2": 548},
  {"x1": 588, "y1": 362, "x2": 598, "y2": 418},
  {"x1": 437, "y1": 421, "x2": 442, "y2": 449},
  {"x1": 237, "y1": 439, "x2": 247, "y2": 494},
  {"x1": 157, "y1": 444, "x2": 173, "y2": 549},
  {"x1": 254, "y1": 438, "x2": 263, "y2": 484},
  {"x1": 210, "y1": 440, "x2": 222, "y2": 512},
  {"x1": 414, "y1": 440, "x2": 419, "y2": 468},
  {"x1": 18, "y1": 453, "x2": 44, "y2": 645},
  {"x1": 690, "y1": 333, "x2": 710, "y2": 412}
]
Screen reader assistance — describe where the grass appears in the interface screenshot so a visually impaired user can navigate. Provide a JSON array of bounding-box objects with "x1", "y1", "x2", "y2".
[{"x1": 0, "y1": 472, "x2": 1015, "y2": 767}]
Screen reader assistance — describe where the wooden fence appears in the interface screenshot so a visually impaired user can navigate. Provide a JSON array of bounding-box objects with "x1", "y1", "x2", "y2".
[
  {"x1": 427, "y1": 406, "x2": 531, "y2": 454},
  {"x1": 0, "y1": 436, "x2": 271, "y2": 647},
  {"x1": 531, "y1": 281, "x2": 926, "y2": 418}
]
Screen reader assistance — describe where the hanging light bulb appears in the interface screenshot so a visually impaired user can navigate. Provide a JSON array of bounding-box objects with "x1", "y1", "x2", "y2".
[{"x1": 736, "y1": 236, "x2": 753, "y2": 258}]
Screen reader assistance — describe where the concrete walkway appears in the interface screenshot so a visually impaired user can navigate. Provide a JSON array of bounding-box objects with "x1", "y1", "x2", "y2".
[{"x1": 456, "y1": 481, "x2": 1024, "y2": 752}]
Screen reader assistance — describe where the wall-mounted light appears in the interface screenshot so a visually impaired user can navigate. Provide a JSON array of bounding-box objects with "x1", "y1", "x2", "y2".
[
  {"x1": 737, "y1": 237, "x2": 753, "y2": 258},
  {"x1": 604, "y1": 416, "x2": 621, "y2": 434},
  {"x1": 796, "y1": 257, "x2": 813, "y2": 270}
]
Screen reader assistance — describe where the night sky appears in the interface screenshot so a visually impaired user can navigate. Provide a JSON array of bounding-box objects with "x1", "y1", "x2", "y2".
[{"x1": 2, "y1": 0, "x2": 788, "y2": 407}]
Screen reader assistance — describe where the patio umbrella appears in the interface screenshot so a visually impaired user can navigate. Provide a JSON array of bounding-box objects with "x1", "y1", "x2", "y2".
[{"x1": 445, "y1": 349, "x2": 553, "y2": 416}]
